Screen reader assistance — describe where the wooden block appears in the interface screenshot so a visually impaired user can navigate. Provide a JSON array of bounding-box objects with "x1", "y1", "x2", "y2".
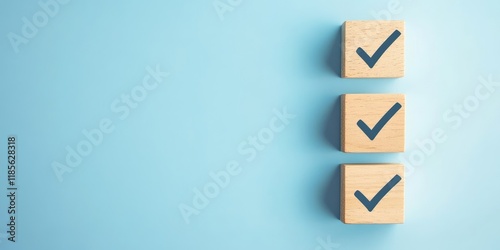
[
  {"x1": 341, "y1": 94, "x2": 405, "y2": 153},
  {"x1": 342, "y1": 20, "x2": 405, "y2": 78},
  {"x1": 341, "y1": 164, "x2": 404, "y2": 224}
]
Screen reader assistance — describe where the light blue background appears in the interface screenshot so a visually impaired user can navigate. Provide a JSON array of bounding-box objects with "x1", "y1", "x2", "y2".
[{"x1": 1, "y1": 0, "x2": 500, "y2": 249}]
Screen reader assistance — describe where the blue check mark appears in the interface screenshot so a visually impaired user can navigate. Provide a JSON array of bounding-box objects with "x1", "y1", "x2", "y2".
[
  {"x1": 354, "y1": 174, "x2": 402, "y2": 212},
  {"x1": 357, "y1": 102, "x2": 402, "y2": 140},
  {"x1": 356, "y1": 30, "x2": 401, "y2": 68}
]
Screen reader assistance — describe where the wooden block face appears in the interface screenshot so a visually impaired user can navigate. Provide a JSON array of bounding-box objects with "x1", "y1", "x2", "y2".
[
  {"x1": 341, "y1": 94, "x2": 405, "y2": 153},
  {"x1": 341, "y1": 164, "x2": 404, "y2": 224},
  {"x1": 342, "y1": 20, "x2": 405, "y2": 78}
]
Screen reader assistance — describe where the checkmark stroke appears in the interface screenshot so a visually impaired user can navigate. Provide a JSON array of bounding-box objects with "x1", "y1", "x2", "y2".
[
  {"x1": 354, "y1": 174, "x2": 402, "y2": 212},
  {"x1": 357, "y1": 102, "x2": 402, "y2": 140},
  {"x1": 356, "y1": 30, "x2": 401, "y2": 68}
]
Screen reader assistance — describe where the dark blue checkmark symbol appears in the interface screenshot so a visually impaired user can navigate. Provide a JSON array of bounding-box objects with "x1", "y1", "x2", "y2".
[
  {"x1": 354, "y1": 174, "x2": 402, "y2": 212},
  {"x1": 357, "y1": 102, "x2": 402, "y2": 140},
  {"x1": 356, "y1": 30, "x2": 401, "y2": 68}
]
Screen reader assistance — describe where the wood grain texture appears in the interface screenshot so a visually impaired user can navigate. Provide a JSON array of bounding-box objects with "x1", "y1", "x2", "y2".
[
  {"x1": 341, "y1": 94, "x2": 405, "y2": 153},
  {"x1": 341, "y1": 164, "x2": 404, "y2": 224},
  {"x1": 342, "y1": 20, "x2": 405, "y2": 78}
]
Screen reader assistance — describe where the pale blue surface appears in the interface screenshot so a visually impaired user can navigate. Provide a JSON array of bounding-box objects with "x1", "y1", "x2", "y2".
[{"x1": 1, "y1": 0, "x2": 500, "y2": 249}]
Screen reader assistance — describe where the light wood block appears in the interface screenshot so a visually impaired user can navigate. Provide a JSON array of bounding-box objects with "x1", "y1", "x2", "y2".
[
  {"x1": 341, "y1": 94, "x2": 405, "y2": 153},
  {"x1": 341, "y1": 164, "x2": 404, "y2": 224},
  {"x1": 342, "y1": 20, "x2": 405, "y2": 78}
]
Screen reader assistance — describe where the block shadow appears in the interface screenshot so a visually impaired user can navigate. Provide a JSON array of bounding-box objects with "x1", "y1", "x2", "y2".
[
  {"x1": 322, "y1": 96, "x2": 341, "y2": 151},
  {"x1": 324, "y1": 25, "x2": 342, "y2": 77},
  {"x1": 322, "y1": 164, "x2": 341, "y2": 219}
]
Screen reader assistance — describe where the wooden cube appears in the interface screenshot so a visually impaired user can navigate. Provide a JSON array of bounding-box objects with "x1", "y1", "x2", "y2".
[
  {"x1": 341, "y1": 164, "x2": 404, "y2": 224},
  {"x1": 341, "y1": 94, "x2": 405, "y2": 153},
  {"x1": 342, "y1": 20, "x2": 405, "y2": 78}
]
